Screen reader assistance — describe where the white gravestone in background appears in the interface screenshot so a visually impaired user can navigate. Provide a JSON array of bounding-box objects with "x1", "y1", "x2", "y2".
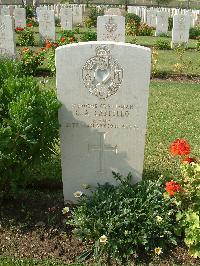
[
  {"x1": 97, "y1": 15, "x2": 125, "y2": 42},
  {"x1": 56, "y1": 42, "x2": 151, "y2": 202},
  {"x1": 14, "y1": 8, "x2": 26, "y2": 29},
  {"x1": 39, "y1": 10, "x2": 55, "y2": 41},
  {"x1": 105, "y1": 8, "x2": 122, "y2": 16},
  {"x1": 0, "y1": 15, "x2": 15, "y2": 57},
  {"x1": 172, "y1": 14, "x2": 190, "y2": 47},
  {"x1": 60, "y1": 8, "x2": 73, "y2": 30},
  {"x1": 72, "y1": 5, "x2": 82, "y2": 25},
  {"x1": 147, "y1": 10, "x2": 157, "y2": 27},
  {"x1": 155, "y1": 11, "x2": 169, "y2": 36}
]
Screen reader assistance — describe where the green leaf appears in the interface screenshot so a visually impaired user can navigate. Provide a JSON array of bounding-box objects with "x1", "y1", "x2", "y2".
[{"x1": 75, "y1": 249, "x2": 93, "y2": 262}]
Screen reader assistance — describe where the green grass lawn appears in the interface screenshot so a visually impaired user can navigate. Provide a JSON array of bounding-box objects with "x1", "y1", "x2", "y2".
[
  {"x1": 144, "y1": 80, "x2": 200, "y2": 180},
  {"x1": 157, "y1": 50, "x2": 200, "y2": 76},
  {"x1": 0, "y1": 257, "x2": 82, "y2": 266},
  {"x1": 126, "y1": 34, "x2": 198, "y2": 49}
]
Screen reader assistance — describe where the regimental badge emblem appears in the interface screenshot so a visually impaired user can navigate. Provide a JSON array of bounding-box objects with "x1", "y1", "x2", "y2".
[
  {"x1": 82, "y1": 46, "x2": 123, "y2": 100},
  {"x1": 105, "y1": 17, "x2": 117, "y2": 33}
]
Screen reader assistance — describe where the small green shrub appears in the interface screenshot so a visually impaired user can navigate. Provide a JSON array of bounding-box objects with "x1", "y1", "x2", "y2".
[
  {"x1": 158, "y1": 32, "x2": 169, "y2": 37},
  {"x1": 44, "y1": 35, "x2": 77, "y2": 75},
  {"x1": 18, "y1": 47, "x2": 46, "y2": 76},
  {"x1": 17, "y1": 27, "x2": 35, "y2": 46},
  {"x1": 59, "y1": 29, "x2": 76, "y2": 38},
  {"x1": 68, "y1": 173, "x2": 178, "y2": 263},
  {"x1": 73, "y1": 25, "x2": 81, "y2": 34},
  {"x1": 80, "y1": 31, "x2": 97, "y2": 41},
  {"x1": 84, "y1": 17, "x2": 93, "y2": 28},
  {"x1": 46, "y1": 48, "x2": 56, "y2": 75},
  {"x1": 0, "y1": 59, "x2": 60, "y2": 195},
  {"x1": 25, "y1": 4, "x2": 34, "y2": 19},
  {"x1": 189, "y1": 26, "x2": 200, "y2": 39},
  {"x1": 125, "y1": 21, "x2": 137, "y2": 36},
  {"x1": 0, "y1": 59, "x2": 22, "y2": 84},
  {"x1": 156, "y1": 39, "x2": 171, "y2": 50},
  {"x1": 138, "y1": 23, "x2": 153, "y2": 36},
  {"x1": 125, "y1": 13, "x2": 141, "y2": 28},
  {"x1": 26, "y1": 17, "x2": 39, "y2": 27},
  {"x1": 125, "y1": 13, "x2": 141, "y2": 36},
  {"x1": 88, "y1": 7, "x2": 104, "y2": 27},
  {"x1": 172, "y1": 45, "x2": 194, "y2": 75}
]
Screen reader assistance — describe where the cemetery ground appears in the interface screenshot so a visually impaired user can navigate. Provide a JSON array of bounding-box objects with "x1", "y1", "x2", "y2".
[{"x1": 1, "y1": 20, "x2": 200, "y2": 266}]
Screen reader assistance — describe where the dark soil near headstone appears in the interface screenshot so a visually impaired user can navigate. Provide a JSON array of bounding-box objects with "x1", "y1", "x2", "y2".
[{"x1": 0, "y1": 189, "x2": 199, "y2": 265}]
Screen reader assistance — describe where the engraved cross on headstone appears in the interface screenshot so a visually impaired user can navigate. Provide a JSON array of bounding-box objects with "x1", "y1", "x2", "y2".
[{"x1": 88, "y1": 132, "x2": 117, "y2": 174}]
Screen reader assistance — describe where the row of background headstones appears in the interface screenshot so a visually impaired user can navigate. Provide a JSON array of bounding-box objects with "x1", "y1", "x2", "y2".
[
  {"x1": 0, "y1": 4, "x2": 86, "y2": 58},
  {"x1": 127, "y1": 5, "x2": 200, "y2": 27},
  {"x1": 0, "y1": 4, "x2": 199, "y2": 58},
  {"x1": 1, "y1": 3, "x2": 199, "y2": 26}
]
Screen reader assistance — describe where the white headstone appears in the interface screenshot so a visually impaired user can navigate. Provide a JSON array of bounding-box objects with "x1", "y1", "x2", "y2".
[
  {"x1": 147, "y1": 10, "x2": 156, "y2": 27},
  {"x1": 0, "y1": 15, "x2": 15, "y2": 57},
  {"x1": 39, "y1": 9, "x2": 55, "y2": 41},
  {"x1": 105, "y1": 8, "x2": 122, "y2": 16},
  {"x1": 172, "y1": 14, "x2": 190, "y2": 47},
  {"x1": 72, "y1": 5, "x2": 82, "y2": 25},
  {"x1": 60, "y1": 7, "x2": 73, "y2": 30},
  {"x1": 155, "y1": 11, "x2": 169, "y2": 36},
  {"x1": 56, "y1": 42, "x2": 151, "y2": 202},
  {"x1": 97, "y1": 15, "x2": 125, "y2": 42},
  {"x1": 14, "y1": 8, "x2": 26, "y2": 29}
]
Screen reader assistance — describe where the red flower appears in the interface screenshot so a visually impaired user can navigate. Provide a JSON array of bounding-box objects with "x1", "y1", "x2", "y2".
[
  {"x1": 16, "y1": 27, "x2": 24, "y2": 32},
  {"x1": 170, "y1": 139, "x2": 190, "y2": 156},
  {"x1": 27, "y1": 23, "x2": 33, "y2": 27},
  {"x1": 182, "y1": 157, "x2": 196, "y2": 164},
  {"x1": 46, "y1": 42, "x2": 52, "y2": 49},
  {"x1": 166, "y1": 180, "x2": 181, "y2": 197},
  {"x1": 60, "y1": 37, "x2": 66, "y2": 43}
]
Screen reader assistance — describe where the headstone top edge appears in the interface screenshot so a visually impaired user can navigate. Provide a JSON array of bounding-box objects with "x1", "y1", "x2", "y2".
[{"x1": 55, "y1": 41, "x2": 151, "y2": 53}]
